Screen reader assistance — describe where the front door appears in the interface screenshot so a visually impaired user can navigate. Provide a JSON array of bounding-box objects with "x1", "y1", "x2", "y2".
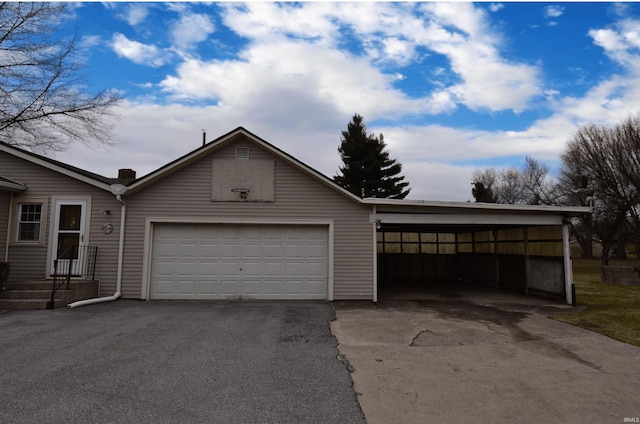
[{"x1": 51, "y1": 200, "x2": 87, "y2": 276}]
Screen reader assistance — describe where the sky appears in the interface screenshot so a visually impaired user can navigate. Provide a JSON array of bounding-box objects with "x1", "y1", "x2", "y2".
[{"x1": 51, "y1": 2, "x2": 640, "y2": 202}]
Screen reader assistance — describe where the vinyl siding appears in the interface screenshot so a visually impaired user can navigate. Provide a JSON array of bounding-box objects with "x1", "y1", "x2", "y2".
[
  {"x1": 0, "y1": 191, "x2": 9, "y2": 260},
  {"x1": 123, "y1": 137, "x2": 374, "y2": 300},
  {"x1": 0, "y1": 152, "x2": 120, "y2": 289}
]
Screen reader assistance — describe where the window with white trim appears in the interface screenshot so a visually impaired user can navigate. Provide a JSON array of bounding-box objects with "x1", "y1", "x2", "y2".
[{"x1": 17, "y1": 203, "x2": 42, "y2": 242}]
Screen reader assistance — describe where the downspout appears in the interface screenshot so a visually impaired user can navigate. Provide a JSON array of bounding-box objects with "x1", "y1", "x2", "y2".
[
  {"x1": 372, "y1": 205, "x2": 378, "y2": 303},
  {"x1": 4, "y1": 192, "x2": 13, "y2": 262},
  {"x1": 68, "y1": 184, "x2": 128, "y2": 308}
]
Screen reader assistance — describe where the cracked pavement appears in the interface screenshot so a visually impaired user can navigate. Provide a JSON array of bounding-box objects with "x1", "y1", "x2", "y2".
[{"x1": 331, "y1": 292, "x2": 640, "y2": 424}]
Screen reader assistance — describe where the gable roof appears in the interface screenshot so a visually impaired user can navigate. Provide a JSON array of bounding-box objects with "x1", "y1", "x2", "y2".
[
  {"x1": 124, "y1": 126, "x2": 364, "y2": 203},
  {"x1": 0, "y1": 131, "x2": 592, "y2": 220},
  {"x1": 0, "y1": 141, "x2": 115, "y2": 191},
  {"x1": 0, "y1": 175, "x2": 27, "y2": 192}
]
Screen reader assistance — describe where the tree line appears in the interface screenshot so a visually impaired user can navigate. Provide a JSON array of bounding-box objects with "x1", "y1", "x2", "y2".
[{"x1": 472, "y1": 114, "x2": 640, "y2": 264}]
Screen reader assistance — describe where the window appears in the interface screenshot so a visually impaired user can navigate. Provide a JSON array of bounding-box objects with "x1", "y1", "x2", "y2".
[{"x1": 17, "y1": 203, "x2": 42, "y2": 242}]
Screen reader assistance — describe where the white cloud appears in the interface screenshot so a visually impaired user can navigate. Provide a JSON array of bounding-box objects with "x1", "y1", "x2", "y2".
[
  {"x1": 111, "y1": 33, "x2": 169, "y2": 67},
  {"x1": 589, "y1": 18, "x2": 640, "y2": 70},
  {"x1": 489, "y1": 4, "x2": 504, "y2": 13},
  {"x1": 159, "y1": 39, "x2": 446, "y2": 117},
  {"x1": 170, "y1": 12, "x2": 216, "y2": 50},
  {"x1": 544, "y1": 6, "x2": 565, "y2": 19},
  {"x1": 119, "y1": 4, "x2": 150, "y2": 26},
  {"x1": 435, "y1": 41, "x2": 540, "y2": 112},
  {"x1": 179, "y1": 2, "x2": 540, "y2": 115},
  {"x1": 221, "y1": 2, "x2": 338, "y2": 43},
  {"x1": 79, "y1": 35, "x2": 101, "y2": 49}
]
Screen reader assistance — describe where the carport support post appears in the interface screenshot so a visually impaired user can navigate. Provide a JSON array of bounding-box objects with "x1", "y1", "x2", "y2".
[
  {"x1": 493, "y1": 230, "x2": 500, "y2": 288},
  {"x1": 562, "y1": 220, "x2": 574, "y2": 305},
  {"x1": 524, "y1": 227, "x2": 530, "y2": 295}
]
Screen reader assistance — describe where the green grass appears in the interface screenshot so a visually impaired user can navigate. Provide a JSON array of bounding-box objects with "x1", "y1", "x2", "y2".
[{"x1": 554, "y1": 258, "x2": 640, "y2": 347}]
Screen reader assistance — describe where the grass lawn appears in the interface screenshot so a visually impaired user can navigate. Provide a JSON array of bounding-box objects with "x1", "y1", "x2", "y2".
[{"x1": 553, "y1": 258, "x2": 640, "y2": 347}]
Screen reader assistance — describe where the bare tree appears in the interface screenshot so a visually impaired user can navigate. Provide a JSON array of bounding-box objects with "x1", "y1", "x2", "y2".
[
  {"x1": 0, "y1": 2, "x2": 122, "y2": 151},
  {"x1": 559, "y1": 114, "x2": 640, "y2": 264},
  {"x1": 495, "y1": 167, "x2": 526, "y2": 204},
  {"x1": 521, "y1": 156, "x2": 556, "y2": 205},
  {"x1": 472, "y1": 157, "x2": 554, "y2": 205}
]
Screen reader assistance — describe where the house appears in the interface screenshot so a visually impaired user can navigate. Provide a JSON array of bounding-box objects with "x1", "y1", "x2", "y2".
[{"x1": 0, "y1": 127, "x2": 590, "y2": 309}]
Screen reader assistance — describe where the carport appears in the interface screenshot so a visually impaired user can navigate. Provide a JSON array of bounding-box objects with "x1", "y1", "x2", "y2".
[{"x1": 366, "y1": 200, "x2": 591, "y2": 305}]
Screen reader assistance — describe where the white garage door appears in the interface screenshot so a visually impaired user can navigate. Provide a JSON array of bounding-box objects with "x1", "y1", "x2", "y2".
[{"x1": 150, "y1": 224, "x2": 328, "y2": 300}]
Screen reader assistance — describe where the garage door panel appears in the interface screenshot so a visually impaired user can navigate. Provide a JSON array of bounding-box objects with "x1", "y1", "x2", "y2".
[
  {"x1": 154, "y1": 279, "x2": 175, "y2": 295},
  {"x1": 284, "y1": 280, "x2": 304, "y2": 295},
  {"x1": 177, "y1": 243, "x2": 200, "y2": 257},
  {"x1": 222, "y1": 243, "x2": 240, "y2": 258},
  {"x1": 221, "y1": 261, "x2": 240, "y2": 275},
  {"x1": 200, "y1": 243, "x2": 219, "y2": 256},
  {"x1": 264, "y1": 263, "x2": 283, "y2": 276},
  {"x1": 220, "y1": 279, "x2": 241, "y2": 295},
  {"x1": 199, "y1": 280, "x2": 218, "y2": 294},
  {"x1": 150, "y1": 224, "x2": 328, "y2": 300},
  {"x1": 285, "y1": 262, "x2": 305, "y2": 275},
  {"x1": 264, "y1": 244, "x2": 284, "y2": 258},
  {"x1": 242, "y1": 280, "x2": 263, "y2": 295},
  {"x1": 154, "y1": 243, "x2": 178, "y2": 258},
  {"x1": 306, "y1": 280, "x2": 326, "y2": 295},
  {"x1": 306, "y1": 262, "x2": 326, "y2": 277},
  {"x1": 154, "y1": 261, "x2": 176, "y2": 276},
  {"x1": 307, "y1": 244, "x2": 326, "y2": 257},
  {"x1": 243, "y1": 243, "x2": 263, "y2": 258},
  {"x1": 285, "y1": 245, "x2": 304, "y2": 257},
  {"x1": 242, "y1": 261, "x2": 262, "y2": 276},
  {"x1": 177, "y1": 279, "x2": 197, "y2": 294},
  {"x1": 198, "y1": 262, "x2": 217, "y2": 275}
]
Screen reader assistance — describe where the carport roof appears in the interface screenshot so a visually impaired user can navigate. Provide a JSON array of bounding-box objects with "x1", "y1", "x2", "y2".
[{"x1": 365, "y1": 198, "x2": 591, "y2": 233}]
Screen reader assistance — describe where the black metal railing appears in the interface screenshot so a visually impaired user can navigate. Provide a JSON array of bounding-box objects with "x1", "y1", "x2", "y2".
[{"x1": 48, "y1": 245, "x2": 98, "y2": 309}]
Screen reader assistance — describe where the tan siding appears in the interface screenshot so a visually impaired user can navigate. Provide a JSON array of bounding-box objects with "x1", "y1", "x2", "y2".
[
  {"x1": 0, "y1": 191, "x2": 9, "y2": 260},
  {"x1": 123, "y1": 138, "x2": 374, "y2": 300},
  {"x1": 0, "y1": 152, "x2": 120, "y2": 291}
]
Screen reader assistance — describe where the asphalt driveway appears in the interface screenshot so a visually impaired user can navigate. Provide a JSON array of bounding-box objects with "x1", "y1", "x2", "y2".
[
  {"x1": 331, "y1": 289, "x2": 640, "y2": 424},
  {"x1": 0, "y1": 301, "x2": 365, "y2": 424}
]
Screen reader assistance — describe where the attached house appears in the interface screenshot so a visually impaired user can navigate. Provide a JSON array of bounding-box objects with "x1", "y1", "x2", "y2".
[{"x1": 0, "y1": 127, "x2": 590, "y2": 309}]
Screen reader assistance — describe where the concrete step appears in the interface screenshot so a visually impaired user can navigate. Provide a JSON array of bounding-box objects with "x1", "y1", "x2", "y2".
[
  {"x1": 0, "y1": 298, "x2": 66, "y2": 310},
  {"x1": 0, "y1": 280, "x2": 99, "y2": 310},
  {"x1": 5, "y1": 281, "x2": 58, "y2": 290},
  {"x1": 0, "y1": 289, "x2": 69, "y2": 300}
]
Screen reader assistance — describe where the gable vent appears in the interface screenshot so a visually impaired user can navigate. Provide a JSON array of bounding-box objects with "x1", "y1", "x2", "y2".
[{"x1": 236, "y1": 147, "x2": 249, "y2": 160}]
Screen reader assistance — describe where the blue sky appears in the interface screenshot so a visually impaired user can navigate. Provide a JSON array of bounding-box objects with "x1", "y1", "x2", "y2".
[{"x1": 54, "y1": 2, "x2": 640, "y2": 201}]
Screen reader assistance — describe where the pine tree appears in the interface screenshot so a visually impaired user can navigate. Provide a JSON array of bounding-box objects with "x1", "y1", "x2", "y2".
[{"x1": 334, "y1": 114, "x2": 410, "y2": 199}]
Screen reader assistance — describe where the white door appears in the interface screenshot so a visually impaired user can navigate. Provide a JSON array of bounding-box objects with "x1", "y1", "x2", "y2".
[
  {"x1": 150, "y1": 224, "x2": 328, "y2": 300},
  {"x1": 51, "y1": 200, "x2": 87, "y2": 276}
]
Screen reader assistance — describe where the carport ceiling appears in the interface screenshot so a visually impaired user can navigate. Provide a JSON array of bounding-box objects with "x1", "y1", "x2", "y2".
[
  {"x1": 371, "y1": 211, "x2": 570, "y2": 234},
  {"x1": 377, "y1": 223, "x2": 536, "y2": 234}
]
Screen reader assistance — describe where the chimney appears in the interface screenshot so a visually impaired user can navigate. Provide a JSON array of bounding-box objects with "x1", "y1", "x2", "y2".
[{"x1": 117, "y1": 168, "x2": 136, "y2": 184}]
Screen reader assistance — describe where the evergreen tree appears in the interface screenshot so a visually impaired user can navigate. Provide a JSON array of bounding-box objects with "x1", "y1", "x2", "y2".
[{"x1": 334, "y1": 114, "x2": 410, "y2": 199}]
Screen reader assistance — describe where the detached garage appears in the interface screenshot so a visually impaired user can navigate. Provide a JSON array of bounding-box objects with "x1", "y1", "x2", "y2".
[{"x1": 149, "y1": 223, "x2": 329, "y2": 300}]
